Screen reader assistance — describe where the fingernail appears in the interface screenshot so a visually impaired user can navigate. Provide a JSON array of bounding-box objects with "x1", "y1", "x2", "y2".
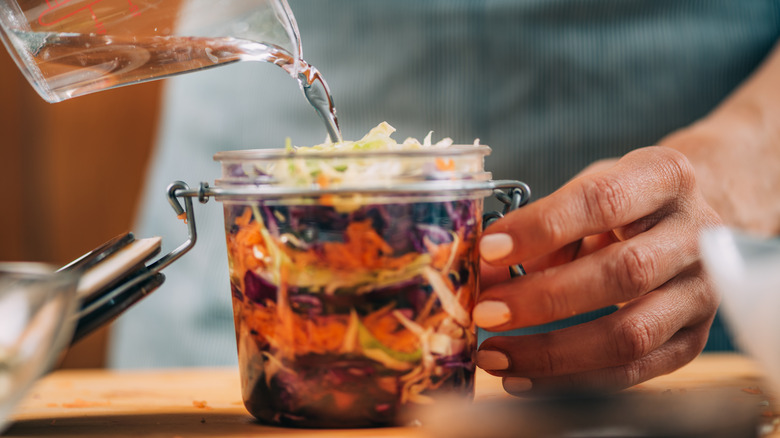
[
  {"x1": 503, "y1": 377, "x2": 533, "y2": 394},
  {"x1": 473, "y1": 300, "x2": 511, "y2": 328},
  {"x1": 480, "y1": 233, "x2": 514, "y2": 261},
  {"x1": 476, "y1": 350, "x2": 510, "y2": 370}
]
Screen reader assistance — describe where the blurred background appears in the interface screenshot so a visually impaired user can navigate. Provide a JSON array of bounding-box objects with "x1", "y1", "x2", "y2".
[{"x1": 0, "y1": 50, "x2": 162, "y2": 369}]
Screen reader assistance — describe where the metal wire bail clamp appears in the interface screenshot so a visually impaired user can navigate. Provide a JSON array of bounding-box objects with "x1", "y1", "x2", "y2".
[
  {"x1": 483, "y1": 182, "x2": 531, "y2": 278},
  {"x1": 164, "y1": 179, "x2": 531, "y2": 276}
]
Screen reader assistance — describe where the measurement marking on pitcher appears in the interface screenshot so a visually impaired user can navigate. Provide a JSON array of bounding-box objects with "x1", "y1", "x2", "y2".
[
  {"x1": 38, "y1": 0, "x2": 141, "y2": 33},
  {"x1": 127, "y1": 0, "x2": 140, "y2": 17}
]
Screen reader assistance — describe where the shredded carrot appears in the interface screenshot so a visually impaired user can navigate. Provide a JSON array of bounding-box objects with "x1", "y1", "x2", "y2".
[
  {"x1": 320, "y1": 194, "x2": 335, "y2": 206},
  {"x1": 229, "y1": 209, "x2": 428, "y2": 280},
  {"x1": 276, "y1": 266, "x2": 296, "y2": 358},
  {"x1": 316, "y1": 172, "x2": 330, "y2": 188},
  {"x1": 415, "y1": 293, "x2": 438, "y2": 324},
  {"x1": 424, "y1": 230, "x2": 472, "y2": 270},
  {"x1": 235, "y1": 208, "x2": 253, "y2": 226},
  {"x1": 362, "y1": 303, "x2": 420, "y2": 353},
  {"x1": 276, "y1": 219, "x2": 419, "y2": 271},
  {"x1": 331, "y1": 391, "x2": 358, "y2": 410},
  {"x1": 423, "y1": 232, "x2": 479, "y2": 313},
  {"x1": 242, "y1": 300, "x2": 350, "y2": 357},
  {"x1": 426, "y1": 239, "x2": 457, "y2": 270},
  {"x1": 225, "y1": 207, "x2": 271, "y2": 292},
  {"x1": 457, "y1": 282, "x2": 476, "y2": 314},
  {"x1": 296, "y1": 316, "x2": 349, "y2": 354},
  {"x1": 421, "y1": 309, "x2": 449, "y2": 330},
  {"x1": 177, "y1": 212, "x2": 188, "y2": 223},
  {"x1": 227, "y1": 206, "x2": 479, "y2": 361},
  {"x1": 457, "y1": 255, "x2": 479, "y2": 312},
  {"x1": 435, "y1": 157, "x2": 455, "y2": 171}
]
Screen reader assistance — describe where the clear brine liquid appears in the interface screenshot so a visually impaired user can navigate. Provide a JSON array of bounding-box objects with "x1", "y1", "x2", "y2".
[{"x1": 13, "y1": 32, "x2": 341, "y2": 142}]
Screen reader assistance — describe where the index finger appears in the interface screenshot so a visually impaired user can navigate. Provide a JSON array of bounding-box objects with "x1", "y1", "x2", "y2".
[{"x1": 480, "y1": 147, "x2": 694, "y2": 266}]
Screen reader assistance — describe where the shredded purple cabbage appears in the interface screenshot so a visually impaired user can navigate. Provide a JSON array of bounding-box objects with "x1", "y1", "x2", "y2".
[
  {"x1": 247, "y1": 200, "x2": 479, "y2": 257},
  {"x1": 244, "y1": 271, "x2": 277, "y2": 304},
  {"x1": 227, "y1": 164, "x2": 247, "y2": 178},
  {"x1": 289, "y1": 294, "x2": 323, "y2": 315}
]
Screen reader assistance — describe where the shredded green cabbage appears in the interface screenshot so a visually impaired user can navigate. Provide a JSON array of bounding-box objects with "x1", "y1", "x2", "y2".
[
  {"x1": 264, "y1": 122, "x2": 481, "y2": 192},
  {"x1": 293, "y1": 122, "x2": 455, "y2": 153}
]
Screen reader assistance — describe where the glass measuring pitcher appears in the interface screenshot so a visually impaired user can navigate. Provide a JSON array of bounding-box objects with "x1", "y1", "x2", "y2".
[{"x1": 0, "y1": 0, "x2": 301, "y2": 102}]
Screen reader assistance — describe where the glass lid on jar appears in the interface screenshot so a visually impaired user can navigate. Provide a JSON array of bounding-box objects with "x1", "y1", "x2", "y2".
[{"x1": 213, "y1": 122, "x2": 492, "y2": 190}]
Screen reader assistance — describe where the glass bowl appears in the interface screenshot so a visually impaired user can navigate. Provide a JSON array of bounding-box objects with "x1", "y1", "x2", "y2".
[{"x1": 0, "y1": 263, "x2": 79, "y2": 434}]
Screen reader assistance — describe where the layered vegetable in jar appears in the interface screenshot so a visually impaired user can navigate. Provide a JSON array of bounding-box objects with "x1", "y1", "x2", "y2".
[{"x1": 216, "y1": 123, "x2": 492, "y2": 427}]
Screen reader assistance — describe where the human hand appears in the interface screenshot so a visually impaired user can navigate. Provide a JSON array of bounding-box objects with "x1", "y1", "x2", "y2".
[{"x1": 474, "y1": 146, "x2": 722, "y2": 395}]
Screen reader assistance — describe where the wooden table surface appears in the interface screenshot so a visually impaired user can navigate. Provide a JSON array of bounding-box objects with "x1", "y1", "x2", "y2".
[{"x1": 5, "y1": 353, "x2": 779, "y2": 437}]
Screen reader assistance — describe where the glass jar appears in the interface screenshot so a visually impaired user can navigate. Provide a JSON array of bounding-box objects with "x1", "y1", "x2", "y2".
[{"x1": 167, "y1": 145, "x2": 529, "y2": 427}]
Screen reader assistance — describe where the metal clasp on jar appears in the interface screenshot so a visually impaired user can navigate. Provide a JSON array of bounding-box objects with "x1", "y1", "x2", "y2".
[
  {"x1": 483, "y1": 182, "x2": 531, "y2": 278},
  {"x1": 162, "y1": 179, "x2": 531, "y2": 278}
]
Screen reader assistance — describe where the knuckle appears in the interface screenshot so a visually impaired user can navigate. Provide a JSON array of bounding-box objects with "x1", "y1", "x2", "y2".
[
  {"x1": 691, "y1": 273, "x2": 719, "y2": 307},
  {"x1": 610, "y1": 317, "x2": 657, "y2": 363},
  {"x1": 580, "y1": 174, "x2": 629, "y2": 226},
  {"x1": 702, "y1": 280, "x2": 721, "y2": 311},
  {"x1": 540, "y1": 347, "x2": 561, "y2": 376},
  {"x1": 676, "y1": 326, "x2": 709, "y2": 361},
  {"x1": 615, "y1": 361, "x2": 644, "y2": 389},
  {"x1": 535, "y1": 280, "x2": 569, "y2": 324},
  {"x1": 702, "y1": 207, "x2": 724, "y2": 229},
  {"x1": 614, "y1": 243, "x2": 657, "y2": 298},
  {"x1": 654, "y1": 147, "x2": 697, "y2": 193},
  {"x1": 538, "y1": 207, "x2": 567, "y2": 246}
]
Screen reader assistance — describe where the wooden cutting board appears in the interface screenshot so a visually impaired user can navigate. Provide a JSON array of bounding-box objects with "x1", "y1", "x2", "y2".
[{"x1": 5, "y1": 353, "x2": 778, "y2": 437}]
